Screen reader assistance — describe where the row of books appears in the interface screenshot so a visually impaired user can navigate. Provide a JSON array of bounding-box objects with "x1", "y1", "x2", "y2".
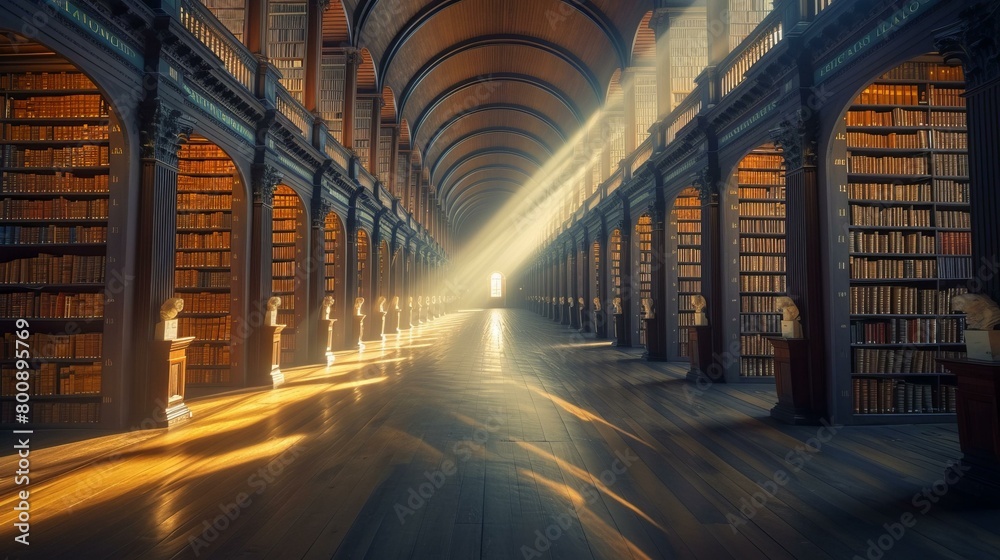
[
  {"x1": 850, "y1": 205, "x2": 931, "y2": 227},
  {"x1": 740, "y1": 314, "x2": 782, "y2": 334},
  {"x1": 0, "y1": 254, "x2": 105, "y2": 284},
  {"x1": 737, "y1": 186, "x2": 786, "y2": 200},
  {"x1": 1, "y1": 332, "x2": 101, "y2": 359},
  {"x1": 177, "y1": 212, "x2": 231, "y2": 229},
  {"x1": 3, "y1": 123, "x2": 108, "y2": 141},
  {"x1": 178, "y1": 317, "x2": 232, "y2": 341},
  {"x1": 934, "y1": 153, "x2": 969, "y2": 177},
  {"x1": 846, "y1": 108, "x2": 927, "y2": 127},
  {"x1": 674, "y1": 209, "x2": 700, "y2": 221},
  {"x1": 737, "y1": 171, "x2": 783, "y2": 185},
  {"x1": 741, "y1": 335, "x2": 775, "y2": 357},
  {"x1": 938, "y1": 231, "x2": 971, "y2": 253},
  {"x1": 879, "y1": 62, "x2": 963, "y2": 82},
  {"x1": 178, "y1": 176, "x2": 235, "y2": 192},
  {"x1": 741, "y1": 295, "x2": 778, "y2": 313},
  {"x1": 854, "y1": 84, "x2": 921, "y2": 106},
  {"x1": 935, "y1": 180, "x2": 969, "y2": 203},
  {"x1": 177, "y1": 193, "x2": 232, "y2": 211},
  {"x1": 5, "y1": 96, "x2": 108, "y2": 119},
  {"x1": 677, "y1": 265, "x2": 701, "y2": 279},
  {"x1": 273, "y1": 207, "x2": 300, "y2": 220},
  {"x1": 175, "y1": 250, "x2": 231, "y2": 269},
  {"x1": 739, "y1": 219, "x2": 785, "y2": 234},
  {"x1": 739, "y1": 237, "x2": 784, "y2": 253},
  {"x1": 1, "y1": 401, "x2": 100, "y2": 424},
  {"x1": 0, "y1": 72, "x2": 98, "y2": 90},
  {"x1": 273, "y1": 278, "x2": 296, "y2": 293},
  {"x1": 850, "y1": 257, "x2": 937, "y2": 279},
  {"x1": 273, "y1": 232, "x2": 295, "y2": 245},
  {"x1": 848, "y1": 182, "x2": 963, "y2": 203},
  {"x1": 176, "y1": 292, "x2": 230, "y2": 314},
  {"x1": 938, "y1": 256, "x2": 974, "y2": 279},
  {"x1": 853, "y1": 348, "x2": 957, "y2": 374},
  {"x1": 186, "y1": 344, "x2": 231, "y2": 367},
  {"x1": 929, "y1": 111, "x2": 967, "y2": 128},
  {"x1": 677, "y1": 234, "x2": 701, "y2": 246},
  {"x1": 927, "y1": 86, "x2": 965, "y2": 107},
  {"x1": 1, "y1": 171, "x2": 108, "y2": 192},
  {"x1": 178, "y1": 160, "x2": 236, "y2": 174},
  {"x1": 175, "y1": 270, "x2": 230, "y2": 288},
  {"x1": 179, "y1": 144, "x2": 236, "y2": 158},
  {"x1": 740, "y1": 274, "x2": 786, "y2": 292},
  {"x1": 273, "y1": 218, "x2": 298, "y2": 231},
  {"x1": 738, "y1": 202, "x2": 785, "y2": 217},
  {"x1": 185, "y1": 369, "x2": 230, "y2": 385},
  {"x1": 272, "y1": 261, "x2": 297, "y2": 277},
  {"x1": 0, "y1": 291, "x2": 104, "y2": 318},
  {"x1": 740, "y1": 256, "x2": 786, "y2": 270},
  {"x1": 849, "y1": 155, "x2": 928, "y2": 175},
  {"x1": 847, "y1": 131, "x2": 928, "y2": 149},
  {"x1": 176, "y1": 231, "x2": 231, "y2": 249},
  {"x1": 740, "y1": 356, "x2": 775, "y2": 377},
  {"x1": 0, "y1": 225, "x2": 106, "y2": 245},
  {"x1": 852, "y1": 378, "x2": 957, "y2": 414},
  {"x1": 850, "y1": 318, "x2": 965, "y2": 345},
  {"x1": 1, "y1": 145, "x2": 109, "y2": 168},
  {"x1": 850, "y1": 286, "x2": 968, "y2": 315},
  {"x1": 0, "y1": 197, "x2": 108, "y2": 220},
  {"x1": 850, "y1": 231, "x2": 936, "y2": 254},
  {"x1": 677, "y1": 248, "x2": 701, "y2": 262},
  {"x1": 932, "y1": 130, "x2": 968, "y2": 150}
]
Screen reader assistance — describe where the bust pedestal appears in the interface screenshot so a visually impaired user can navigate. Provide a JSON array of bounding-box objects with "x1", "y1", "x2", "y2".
[
  {"x1": 364, "y1": 312, "x2": 387, "y2": 343},
  {"x1": 643, "y1": 318, "x2": 667, "y2": 362},
  {"x1": 687, "y1": 325, "x2": 721, "y2": 383},
  {"x1": 388, "y1": 308, "x2": 400, "y2": 334},
  {"x1": 767, "y1": 337, "x2": 823, "y2": 425},
  {"x1": 937, "y1": 358, "x2": 1000, "y2": 498},
  {"x1": 353, "y1": 315, "x2": 366, "y2": 347},
  {"x1": 613, "y1": 313, "x2": 628, "y2": 347},
  {"x1": 593, "y1": 309, "x2": 607, "y2": 339},
  {"x1": 579, "y1": 306, "x2": 590, "y2": 333},
  {"x1": 404, "y1": 305, "x2": 414, "y2": 329},
  {"x1": 313, "y1": 319, "x2": 336, "y2": 366},
  {"x1": 563, "y1": 302, "x2": 573, "y2": 326},
  {"x1": 149, "y1": 334, "x2": 195, "y2": 427},
  {"x1": 263, "y1": 324, "x2": 286, "y2": 387}
]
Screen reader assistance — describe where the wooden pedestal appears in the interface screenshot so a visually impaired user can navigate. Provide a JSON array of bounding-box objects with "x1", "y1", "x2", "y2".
[
  {"x1": 417, "y1": 305, "x2": 425, "y2": 323},
  {"x1": 264, "y1": 324, "x2": 286, "y2": 388},
  {"x1": 563, "y1": 303, "x2": 573, "y2": 326},
  {"x1": 312, "y1": 319, "x2": 336, "y2": 366},
  {"x1": 767, "y1": 337, "x2": 824, "y2": 425},
  {"x1": 687, "y1": 325, "x2": 722, "y2": 383},
  {"x1": 364, "y1": 312, "x2": 387, "y2": 343},
  {"x1": 593, "y1": 310, "x2": 607, "y2": 339},
  {"x1": 353, "y1": 315, "x2": 366, "y2": 347},
  {"x1": 938, "y1": 358, "x2": 1000, "y2": 496},
  {"x1": 148, "y1": 336, "x2": 195, "y2": 427},
  {"x1": 613, "y1": 313, "x2": 628, "y2": 347},
  {"x1": 404, "y1": 306, "x2": 414, "y2": 329},
  {"x1": 579, "y1": 307, "x2": 590, "y2": 333},
  {"x1": 387, "y1": 309, "x2": 400, "y2": 334},
  {"x1": 643, "y1": 318, "x2": 667, "y2": 362}
]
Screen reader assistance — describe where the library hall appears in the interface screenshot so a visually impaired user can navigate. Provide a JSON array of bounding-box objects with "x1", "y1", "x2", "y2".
[{"x1": 2, "y1": 0, "x2": 1000, "y2": 558}]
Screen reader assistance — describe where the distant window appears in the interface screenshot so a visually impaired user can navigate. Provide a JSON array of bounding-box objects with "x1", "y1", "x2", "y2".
[{"x1": 490, "y1": 273, "x2": 503, "y2": 298}]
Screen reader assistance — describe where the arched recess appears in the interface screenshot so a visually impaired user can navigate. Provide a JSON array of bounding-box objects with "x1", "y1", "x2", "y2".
[
  {"x1": 0, "y1": 34, "x2": 131, "y2": 427},
  {"x1": 175, "y1": 134, "x2": 250, "y2": 389},
  {"x1": 633, "y1": 214, "x2": 653, "y2": 347},
  {"x1": 826, "y1": 54, "x2": 971, "y2": 422},
  {"x1": 723, "y1": 142, "x2": 787, "y2": 380},
  {"x1": 356, "y1": 228, "x2": 371, "y2": 304},
  {"x1": 323, "y1": 211, "x2": 346, "y2": 345},
  {"x1": 272, "y1": 185, "x2": 307, "y2": 366},
  {"x1": 669, "y1": 187, "x2": 702, "y2": 361}
]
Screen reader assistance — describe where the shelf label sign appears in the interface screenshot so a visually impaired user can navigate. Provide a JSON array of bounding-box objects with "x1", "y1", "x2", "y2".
[
  {"x1": 719, "y1": 100, "x2": 778, "y2": 147},
  {"x1": 182, "y1": 84, "x2": 255, "y2": 143},
  {"x1": 816, "y1": 0, "x2": 940, "y2": 84},
  {"x1": 46, "y1": 0, "x2": 143, "y2": 68}
]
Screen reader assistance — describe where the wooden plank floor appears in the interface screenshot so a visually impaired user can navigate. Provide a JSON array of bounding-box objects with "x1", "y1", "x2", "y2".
[{"x1": 1, "y1": 309, "x2": 999, "y2": 559}]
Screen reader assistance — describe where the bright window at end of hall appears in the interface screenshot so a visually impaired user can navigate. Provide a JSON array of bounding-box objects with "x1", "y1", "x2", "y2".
[{"x1": 490, "y1": 273, "x2": 502, "y2": 298}]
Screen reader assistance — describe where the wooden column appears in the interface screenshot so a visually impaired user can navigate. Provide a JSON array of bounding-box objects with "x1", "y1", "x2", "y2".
[
  {"x1": 389, "y1": 126, "x2": 401, "y2": 197},
  {"x1": 368, "y1": 97, "x2": 383, "y2": 176},
  {"x1": 248, "y1": 164, "x2": 281, "y2": 387},
  {"x1": 131, "y1": 102, "x2": 193, "y2": 423},
  {"x1": 302, "y1": 0, "x2": 324, "y2": 112},
  {"x1": 342, "y1": 49, "x2": 361, "y2": 152},
  {"x1": 245, "y1": 0, "x2": 269, "y2": 55}
]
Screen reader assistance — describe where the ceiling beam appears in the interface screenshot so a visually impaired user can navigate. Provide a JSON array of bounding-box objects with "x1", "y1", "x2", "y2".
[{"x1": 430, "y1": 128, "x2": 554, "y2": 185}]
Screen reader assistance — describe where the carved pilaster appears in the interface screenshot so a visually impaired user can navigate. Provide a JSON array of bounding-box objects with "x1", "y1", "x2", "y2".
[
  {"x1": 140, "y1": 102, "x2": 193, "y2": 165},
  {"x1": 313, "y1": 198, "x2": 334, "y2": 229},
  {"x1": 252, "y1": 165, "x2": 283, "y2": 206}
]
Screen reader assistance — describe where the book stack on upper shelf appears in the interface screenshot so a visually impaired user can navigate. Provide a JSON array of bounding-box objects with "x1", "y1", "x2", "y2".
[
  {"x1": 735, "y1": 146, "x2": 787, "y2": 378},
  {"x1": 272, "y1": 185, "x2": 304, "y2": 365},
  {"x1": 836, "y1": 57, "x2": 971, "y2": 420},
  {"x1": 673, "y1": 187, "x2": 702, "y2": 359},
  {"x1": 635, "y1": 215, "x2": 652, "y2": 346},
  {"x1": 267, "y1": 0, "x2": 307, "y2": 102},
  {"x1": 175, "y1": 137, "x2": 236, "y2": 386},
  {"x1": 0, "y1": 70, "x2": 110, "y2": 424},
  {"x1": 610, "y1": 229, "x2": 622, "y2": 302}
]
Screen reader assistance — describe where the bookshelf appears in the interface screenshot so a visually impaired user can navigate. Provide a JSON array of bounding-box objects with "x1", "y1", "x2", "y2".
[
  {"x1": 729, "y1": 0, "x2": 772, "y2": 50},
  {"x1": 733, "y1": 145, "x2": 787, "y2": 378},
  {"x1": 672, "y1": 187, "x2": 702, "y2": 359},
  {"x1": 175, "y1": 136, "x2": 239, "y2": 386},
  {"x1": 0, "y1": 69, "x2": 112, "y2": 425},
  {"x1": 829, "y1": 56, "x2": 970, "y2": 423},
  {"x1": 324, "y1": 211, "x2": 341, "y2": 299},
  {"x1": 668, "y1": 14, "x2": 708, "y2": 108},
  {"x1": 199, "y1": 0, "x2": 245, "y2": 43},
  {"x1": 267, "y1": 0, "x2": 307, "y2": 102},
  {"x1": 633, "y1": 73, "x2": 657, "y2": 148},
  {"x1": 591, "y1": 240, "x2": 601, "y2": 310},
  {"x1": 377, "y1": 126, "x2": 393, "y2": 185},
  {"x1": 355, "y1": 98, "x2": 373, "y2": 169},
  {"x1": 272, "y1": 185, "x2": 305, "y2": 365},
  {"x1": 320, "y1": 53, "x2": 346, "y2": 144},
  {"x1": 635, "y1": 215, "x2": 652, "y2": 346},
  {"x1": 610, "y1": 229, "x2": 622, "y2": 301}
]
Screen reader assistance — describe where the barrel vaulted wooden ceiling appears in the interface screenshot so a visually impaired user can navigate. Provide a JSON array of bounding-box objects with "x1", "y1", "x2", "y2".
[{"x1": 322, "y1": 0, "x2": 659, "y2": 237}]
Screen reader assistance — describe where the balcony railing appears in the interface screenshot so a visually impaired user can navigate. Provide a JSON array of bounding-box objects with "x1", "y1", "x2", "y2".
[
  {"x1": 276, "y1": 89, "x2": 311, "y2": 138},
  {"x1": 325, "y1": 132, "x2": 351, "y2": 171},
  {"x1": 665, "y1": 96, "x2": 701, "y2": 144},
  {"x1": 815, "y1": 0, "x2": 836, "y2": 14},
  {"x1": 630, "y1": 137, "x2": 654, "y2": 176},
  {"x1": 180, "y1": 0, "x2": 256, "y2": 91},
  {"x1": 720, "y1": 10, "x2": 783, "y2": 96}
]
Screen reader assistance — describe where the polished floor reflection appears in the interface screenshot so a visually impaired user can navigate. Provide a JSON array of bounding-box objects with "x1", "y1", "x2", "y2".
[{"x1": 1, "y1": 309, "x2": 998, "y2": 559}]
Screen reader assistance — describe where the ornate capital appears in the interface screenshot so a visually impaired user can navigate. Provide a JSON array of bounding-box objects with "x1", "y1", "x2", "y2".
[
  {"x1": 252, "y1": 165, "x2": 283, "y2": 205},
  {"x1": 140, "y1": 102, "x2": 192, "y2": 164},
  {"x1": 693, "y1": 167, "x2": 719, "y2": 202},
  {"x1": 769, "y1": 118, "x2": 817, "y2": 170},
  {"x1": 313, "y1": 199, "x2": 335, "y2": 228},
  {"x1": 935, "y1": 4, "x2": 1000, "y2": 90},
  {"x1": 344, "y1": 47, "x2": 364, "y2": 66}
]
